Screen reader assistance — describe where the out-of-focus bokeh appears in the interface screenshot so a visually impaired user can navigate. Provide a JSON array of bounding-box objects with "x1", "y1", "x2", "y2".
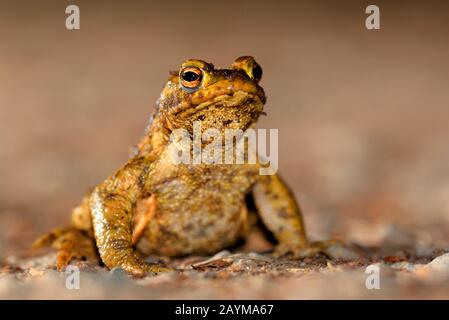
[{"x1": 0, "y1": 0, "x2": 448, "y2": 279}]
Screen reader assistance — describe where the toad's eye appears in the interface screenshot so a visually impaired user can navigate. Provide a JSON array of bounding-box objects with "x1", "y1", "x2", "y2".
[
  {"x1": 252, "y1": 63, "x2": 263, "y2": 83},
  {"x1": 180, "y1": 67, "x2": 202, "y2": 91},
  {"x1": 231, "y1": 57, "x2": 263, "y2": 83}
]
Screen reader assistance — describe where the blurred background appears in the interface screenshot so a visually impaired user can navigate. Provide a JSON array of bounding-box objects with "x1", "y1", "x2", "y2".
[{"x1": 1, "y1": 0, "x2": 449, "y2": 258}]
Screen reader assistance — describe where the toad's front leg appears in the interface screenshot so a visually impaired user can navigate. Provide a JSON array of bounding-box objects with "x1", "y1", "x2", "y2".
[
  {"x1": 90, "y1": 157, "x2": 171, "y2": 277},
  {"x1": 252, "y1": 174, "x2": 358, "y2": 260}
]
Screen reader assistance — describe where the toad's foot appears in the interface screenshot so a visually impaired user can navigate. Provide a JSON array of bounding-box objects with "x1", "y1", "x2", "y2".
[
  {"x1": 117, "y1": 252, "x2": 174, "y2": 278},
  {"x1": 33, "y1": 227, "x2": 174, "y2": 277},
  {"x1": 32, "y1": 226, "x2": 99, "y2": 270},
  {"x1": 273, "y1": 240, "x2": 361, "y2": 260}
]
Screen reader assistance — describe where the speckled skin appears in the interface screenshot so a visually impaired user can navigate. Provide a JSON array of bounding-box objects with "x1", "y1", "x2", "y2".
[{"x1": 35, "y1": 57, "x2": 336, "y2": 277}]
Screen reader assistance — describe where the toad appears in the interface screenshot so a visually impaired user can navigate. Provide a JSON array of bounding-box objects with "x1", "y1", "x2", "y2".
[{"x1": 34, "y1": 56, "x2": 349, "y2": 276}]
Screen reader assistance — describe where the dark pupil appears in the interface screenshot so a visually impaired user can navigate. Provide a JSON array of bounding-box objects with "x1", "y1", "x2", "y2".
[
  {"x1": 182, "y1": 71, "x2": 199, "y2": 82},
  {"x1": 252, "y1": 64, "x2": 262, "y2": 80}
]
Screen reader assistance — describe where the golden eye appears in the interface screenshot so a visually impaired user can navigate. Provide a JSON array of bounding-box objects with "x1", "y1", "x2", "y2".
[{"x1": 180, "y1": 67, "x2": 202, "y2": 91}]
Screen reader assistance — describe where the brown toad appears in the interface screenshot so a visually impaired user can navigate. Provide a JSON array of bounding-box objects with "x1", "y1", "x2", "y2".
[{"x1": 34, "y1": 56, "x2": 348, "y2": 276}]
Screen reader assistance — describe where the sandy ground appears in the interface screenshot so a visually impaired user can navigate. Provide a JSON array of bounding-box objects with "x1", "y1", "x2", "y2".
[
  {"x1": 1, "y1": 0, "x2": 449, "y2": 299},
  {"x1": 1, "y1": 247, "x2": 449, "y2": 299}
]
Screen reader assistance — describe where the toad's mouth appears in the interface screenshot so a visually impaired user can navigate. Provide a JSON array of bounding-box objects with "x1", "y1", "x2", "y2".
[
  {"x1": 175, "y1": 91, "x2": 264, "y2": 116},
  {"x1": 190, "y1": 77, "x2": 266, "y2": 107},
  {"x1": 165, "y1": 91, "x2": 265, "y2": 132},
  {"x1": 193, "y1": 91, "x2": 263, "y2": 113}
]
